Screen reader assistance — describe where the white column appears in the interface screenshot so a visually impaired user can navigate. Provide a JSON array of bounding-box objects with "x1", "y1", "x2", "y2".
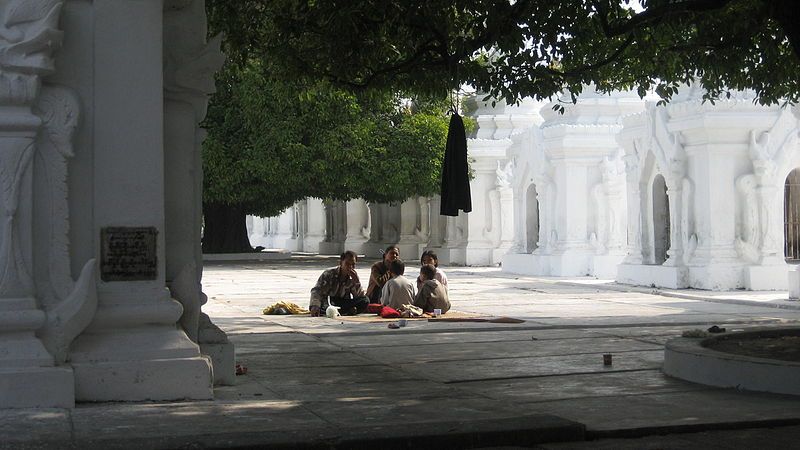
[
  {"x1": 344, "y1": 199, "x2": 369, "y2": 254},
  {"x1": 0, "y1": 0, "x2": 80, "y2": 408},
  {"x1": 163, "y1": 0, "x2": 233, "y2": 386},
  {"x1": 428, "y1": 196, "x2": 444, "y2": 248},
  {"x1": 304, "y1": 198, "x2": 326, "y2": 253},
  {"x1": 397, "y1": 198, "x2": 422, "y2": 258},
  {"x1": 69, "y1": 0, "x2": 212, "y2": 401}
]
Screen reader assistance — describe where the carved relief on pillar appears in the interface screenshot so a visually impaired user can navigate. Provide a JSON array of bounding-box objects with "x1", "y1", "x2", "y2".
[
  {"x1": 530, "y1": 174, "x2": 555, "y2": 254},
  {"x1": 484, "y1": 159, "x2": 514, "y2": 246},
  {"x1": 163, "y1": 0, "x2": 224, "y2": 115},
  {"x1": 0, "y1": 0, "x2": 97, "y2": 372},
  {"x1": 736, "y1": 109, "x2": 799, "y2": 264},
  {"x1": 622, "y1": 144, "x2": 645, "y2": 264},
  {"x1": 648, "y1": 106, "x2": 695, "y2": 266},
  {"x1": 590, "y1": 155, "x2": 626, "y2": 255}
]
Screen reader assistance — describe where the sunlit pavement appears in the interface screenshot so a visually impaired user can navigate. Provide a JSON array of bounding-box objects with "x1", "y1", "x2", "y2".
[{"x1": 4, "y1": 256, "x2": 800, "y2": 449}]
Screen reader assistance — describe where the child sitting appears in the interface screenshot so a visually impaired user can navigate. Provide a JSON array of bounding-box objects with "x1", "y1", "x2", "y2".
[
  {"x1": 380, "y1": 259, "x2": 415, "y2": 310},
  {"x1": 414, "y1": 264, "x2": 450, "y2": 314},
  {"x1": 416, "y1": 250, "x2": 448, "y2": 292}
]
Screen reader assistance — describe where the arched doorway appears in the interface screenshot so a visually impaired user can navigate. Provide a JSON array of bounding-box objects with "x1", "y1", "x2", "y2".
[
  {"x1": 652, "y1": 174, "x2": 670, "y2": 265},
  {"x1": 785, "y1": 168, "x2": 800, "y2": 262},
  {"x1": 526, "y1": 184, "x2": 540, "y2": 253}
]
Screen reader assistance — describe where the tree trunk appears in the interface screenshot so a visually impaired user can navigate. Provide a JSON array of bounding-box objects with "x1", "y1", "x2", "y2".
[{"x1": 202, "y1": 203, "x2": 254, "y2": 254}]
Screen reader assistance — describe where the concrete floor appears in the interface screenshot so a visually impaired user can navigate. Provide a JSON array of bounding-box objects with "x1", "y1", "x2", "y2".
[{"x1": 4, "y1": 256, "x2": 800, "y2": 449}]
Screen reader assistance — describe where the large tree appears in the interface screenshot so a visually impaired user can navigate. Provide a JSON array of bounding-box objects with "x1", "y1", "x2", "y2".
[
  {"x1": 201, "y1": 60, "x2": 453, "y2": 253},
  {"x1": 207, "y1": 0, "x2": 800, "y2": 107}
]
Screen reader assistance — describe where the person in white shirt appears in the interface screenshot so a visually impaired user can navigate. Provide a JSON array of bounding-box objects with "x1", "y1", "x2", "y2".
[{"x1": 380, "y1": 259, "x2": 415, "y2": 310}]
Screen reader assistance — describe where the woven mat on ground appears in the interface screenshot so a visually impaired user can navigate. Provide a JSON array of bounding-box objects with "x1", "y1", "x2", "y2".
[{"x1": 335, "y1": 310, "x2": 524, "y2": 324}]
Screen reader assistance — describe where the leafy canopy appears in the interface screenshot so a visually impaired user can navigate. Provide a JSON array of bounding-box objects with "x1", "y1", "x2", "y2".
[
  {"x1": 202, "y1": 59, "x2": 455, "y2": 217},
  {"x1": 207, "y1": 0, "x2": 800, "y2": 107}
]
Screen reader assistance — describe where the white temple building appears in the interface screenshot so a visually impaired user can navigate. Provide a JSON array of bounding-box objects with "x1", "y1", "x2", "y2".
[{"x1": 252, "y1": 86, "x2": 800, "y2": 292}]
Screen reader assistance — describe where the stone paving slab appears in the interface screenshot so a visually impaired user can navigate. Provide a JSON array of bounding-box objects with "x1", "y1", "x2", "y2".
[
  {"x1": 0, "y1": 409, "x2": 71, "y2": 445},
  {"x1": 456, "y1": 369, "x2": 705, "y2": 403},
  {"x1": 228, "y1": 330, "x2": 322, "y2": 343},
  {"x1": 231, "y1": 338, "x2": 342, "y2": 355},
  {"x1": 537, "y1": 425, "x2": 800, "y2": 449},
  {"x1": 246, "y1": 363, "x2": 416, "y2": 386},
  {"x1": 240, "y1": 350, "x2": 379, "y2": 369},
  {"x1": 351, "y1": 337, "x2": 663, "y2": 365},
  {"x1": 302, "y1": 396, "x2": 527, "y2": 426},
  {"x1": 70, "y1": 400, "x2": 324, "y2": 440},
  {"x1": 523, "y1": 389, "x2": 800, "y2": 433},
  {"x1": 399, "y1": 350, "x2": 664, "y2": 383},
  {"x1": 269, "y1": 379, "x2": 479, "y2": 402},
  {"x1": 320, "y1": 328, "x2": 606, "y2": 348},
  {"x1": 212, "y1": 378, "x2": 283, "y2": 401}
]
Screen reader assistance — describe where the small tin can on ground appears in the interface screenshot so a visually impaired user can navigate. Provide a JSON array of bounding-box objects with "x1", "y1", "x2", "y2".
[
  {"x1": 433, "y1": 308, "x2": 442, "y2": 317},
  {"x1": 603, "y1": 353, "x2": 613, "y2": 366},
  {"x1": 398, "y1": 319, "x2": 407, "y2": 327}
]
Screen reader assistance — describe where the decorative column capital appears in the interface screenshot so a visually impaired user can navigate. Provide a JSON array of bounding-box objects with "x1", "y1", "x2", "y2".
[
  {"x1": 0, "y1": 0, "x2": 64, "y2": 106},
  {"x1": 0, "y1": 0, "x2": 64, "y2": 74}
]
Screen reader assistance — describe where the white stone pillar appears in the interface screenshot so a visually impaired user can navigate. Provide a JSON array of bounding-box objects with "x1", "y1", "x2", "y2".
[
  {"x1": 163, "y1": 0, "x2": 233, "y2": 386},
  {"x1": 248, "y1": 216, "x2": 269, "y2": 248},
  {"x1": 304, "y1": 197, "x2": 325, "y2": 253},
  {"x1": 427, "y1": 196, "x2": 445, "y2": 248},
  {"x1": 270, "y1": 207, "x2": 296, "y2": 250},
  {"x1": 0, "y1": 0, "x2": 82, "y2": 408},
  {"x1": 397, "y1": 198, "x2": 421, "y2": 258},
  {"x1": 344, "y1": 199, "x2": 369, "y2": 254},
  {"x1": 463, "y1": 140, "x2": 512, "y2": 265},
  {"x1": 319, "y1": 200, "x2": 344, "y2": 255},
  {"x1": 69, "y1": 0, "x2": 212, "y2": 401}
]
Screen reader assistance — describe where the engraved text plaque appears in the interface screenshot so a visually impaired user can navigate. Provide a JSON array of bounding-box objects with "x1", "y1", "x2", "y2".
[{"x1": 100, "y1": 227, "x2": 158, "y2": 281}]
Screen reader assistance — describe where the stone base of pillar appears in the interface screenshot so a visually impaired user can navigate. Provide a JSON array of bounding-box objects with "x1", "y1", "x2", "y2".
[
  {"x1": 70, "y1": 327, "x2": 213, "y2": 401},
  {"x1": 616, "y1": 264, "x2": 689, "y2": 289},
  {"x1": 342, "y1": 239, "x2": 368, "y2": 255},
  {"x1": 303, "y1": 235, "x2": 324, "y2": 253},
  {"x1": 465, "y1": 246, "x2": 494, "y2": 266},
  {"x1": 282, "y1": 238, "x2": 302, "y2": 252},
  {"x1": 544, "y1": 252, "x2": 591, "y2": 276},
  {"x1": 318, "y1": 241, "x2": 344, "y2": 256},
  {"x1": 360, "y1": 242, "x2": 385, "y2": 260},
  {"x1": 490, "y1": 247, "x2": 513, "y2": 266},
  {"x1": 688, "y1": 264, "x2": 745, "y2": 290},
  {"x1": 502, "y1": 253, "x2": 544, "y2": 275},
  {"x1": 198, "y1": 314, "x2": 235, "y2": 386},
  {"x1": 73, "y1": 357, "x2": 212, "y2": 401},
  {"x1": 200, "y1": 341, "x2": 235, "y2": 386},
  {"x1": 591, "y1": 254, "x2": 626, "y2": 279},
  {"x1": 396, "y1": 243, "x2": 424, "y2": 262},
  {"x1": 744, "y1": 265, "x2": 789, "y2": 290},
  {"x1": 0, "y1": 366, "x2": 75, "y2": 408},
  {"x1": 429, "y1": 247, "x2": 466, "y2": 266}
]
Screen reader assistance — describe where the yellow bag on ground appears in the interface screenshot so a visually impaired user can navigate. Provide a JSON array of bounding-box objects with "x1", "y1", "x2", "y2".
[{"x1": 262, "y1": 301, "x2": 309, "y2": 315}]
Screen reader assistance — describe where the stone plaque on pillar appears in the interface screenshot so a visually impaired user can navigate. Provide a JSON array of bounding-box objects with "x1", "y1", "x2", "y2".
[{"x1": 100, "y1": 227, "x2": 158, "y2": 281}]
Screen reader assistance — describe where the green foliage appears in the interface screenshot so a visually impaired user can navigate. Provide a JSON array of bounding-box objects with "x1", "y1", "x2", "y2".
[
  {"x1": 201, "y1": 60, "x2": 453, "y2": 217},
  {"x1": 207, "y1": 0, "x2": 800, "y2": 107}
]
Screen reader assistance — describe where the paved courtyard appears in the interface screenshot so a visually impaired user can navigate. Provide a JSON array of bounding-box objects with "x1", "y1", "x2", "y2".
[{"x1": 4, "y1": 256, "x2": 800, "y2": 449}]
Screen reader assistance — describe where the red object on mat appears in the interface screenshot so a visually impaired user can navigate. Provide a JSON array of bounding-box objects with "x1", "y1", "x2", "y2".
[
  {"x1": 380, "y1": 306, "x2": 401, "y2": 318},
  {"x1": 367, "y1": 303, "x2": 384, "y2": 314}
]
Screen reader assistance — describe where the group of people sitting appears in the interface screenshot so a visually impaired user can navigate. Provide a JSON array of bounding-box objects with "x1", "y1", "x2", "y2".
[{"x1": 308, "y1": 246, "x2": 451, "y2": 317}]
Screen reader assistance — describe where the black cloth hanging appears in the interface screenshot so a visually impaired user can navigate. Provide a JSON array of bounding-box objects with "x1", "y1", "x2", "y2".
[{"x1": 440, "y1": 113, "x2": 472, "y2": 216}]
